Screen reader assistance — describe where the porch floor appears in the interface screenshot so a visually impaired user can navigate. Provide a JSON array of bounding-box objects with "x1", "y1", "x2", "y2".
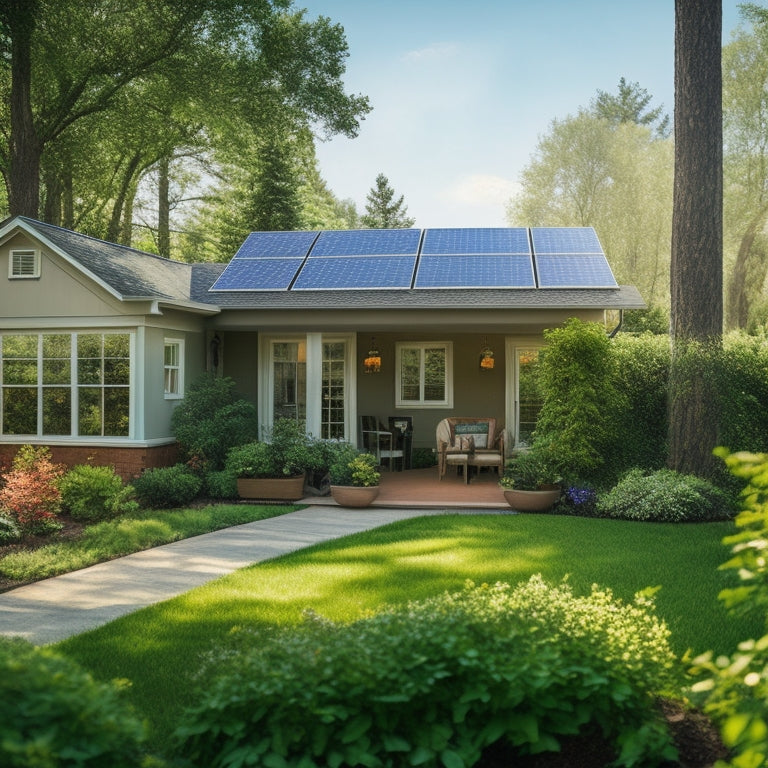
[{"x1": 302, "y1": 466, "x2": 508, "y2": 509}]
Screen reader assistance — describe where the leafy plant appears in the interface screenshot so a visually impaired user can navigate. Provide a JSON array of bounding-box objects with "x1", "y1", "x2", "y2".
[
  {"x1": 0, "y1": 513, "x2": 20, "y2": 544},
  {"x1": 59, "y1": 464, "x2": 138, "y2": 521},
  {"x1": 500, "y1": 448, "x2": 561, "y2": 490},
  {"x1": 348, "y1": 453, "x2": 380, "y2": 487},
  {"x1": 170, "y1": 374, "x2": 258, "y2": 470},
  {"x1": 224, "y1": 441, "x2": 276, "y2": 478},
  {"x1": 0, "y1": 445, "x2": 64, "y2": 534},
  {"x1": 596, "y1": 468, "x2": 735, "y2": 523},
  {"x1": 327, "y1": 443, "x2": 364, "y2": 485},
  {"x1": 176, "y1": 578, "x2": 679, "y2": 768},
  {"x1": 133, "y1": 464, "x2": 203, "y2": 509},
  {"x1": 0, "y1": 637, "x2": 146, "y2": 767}
]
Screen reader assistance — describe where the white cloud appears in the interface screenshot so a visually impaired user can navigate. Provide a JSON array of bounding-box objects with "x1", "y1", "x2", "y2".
[
  {"x1": 442, "y1": 175, "x2": 520, "y2": 208},
  {"x1": 400, "y1": 42, "x2": 459, "y2": 63}
]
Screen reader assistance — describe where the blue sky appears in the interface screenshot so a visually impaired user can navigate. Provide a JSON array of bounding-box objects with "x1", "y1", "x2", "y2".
[{"x1": 299, "y1": 0, "x2": 746, "y2": 228}]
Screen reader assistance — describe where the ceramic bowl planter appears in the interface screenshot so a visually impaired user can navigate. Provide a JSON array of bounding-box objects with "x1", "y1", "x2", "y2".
[
  {"x1": 502, "y1": 487, "x2": 561, "y2": 512},
  {"x1": 329, "y1": 484, "x2": 380, "y2": 508}
]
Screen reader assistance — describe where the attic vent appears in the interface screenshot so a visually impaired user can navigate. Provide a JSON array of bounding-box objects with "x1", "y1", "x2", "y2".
[{"x1": 10, "y1": 249, "x2": 40, "y2": 278}]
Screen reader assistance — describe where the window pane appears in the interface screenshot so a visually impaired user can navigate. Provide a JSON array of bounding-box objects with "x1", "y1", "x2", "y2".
[
  {"x1": 104, "y1": 357, "x2": 129, "y2": 385},
  {"x1": 518, "y1": 349, "x2": 543, "y2": 447},
  {"x1": 78, "y1": 334, "x2": 102, "y2": 358},
  {"x1": 424, "y1": 348, "x2": 446, "y2": 402},
  {"x1": 78, "y1": 387, "x2": 102, "y2": 436},
  {"x1": 164, "y1": 344, "x2": 179, "y2": 367},
  {"x1": 78, "y1": 358, "x2": 102, "y2": 384},
  {"x1": 165, "y1": 368, "x2": 178, "y2": 394},
  {"x1": 43, "y1": 334, "x2": 70, "y2": 358},
  {"x1": 400, "y1": 347, "x2": 421, "y2": 401},
  {"x1": 104, "y1": 334, "x2": 129, "y2": 357},
  {"x1": 3, "y1": 335, "x2": 37, "y2": 358},
  {"x1": 43, "y1": 388, "x2": 71, "y2": 435},
  {"x1": 104, "y1": 388, "x2": 130, "y2": 436},
  {"x1": 3, "y1": 388, "x2": 37, "y2": 434},
  {"x1": 43, "y1": 359, "x2": 70, "y2": 385},
  {"x1": 3, "y1": 359, "x2": 37, "y2": 385}
]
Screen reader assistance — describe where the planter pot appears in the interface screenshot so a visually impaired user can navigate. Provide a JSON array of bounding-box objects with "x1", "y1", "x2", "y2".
[
  {"x1": 237, "y1": 475, "x2": 305, "y2": 501},
  {"x1": 503, "y1": 487, "x2": 561, "y2": 512},
  {"x1": 330, "y1": 485, "x2": 380, "y2": 508}
]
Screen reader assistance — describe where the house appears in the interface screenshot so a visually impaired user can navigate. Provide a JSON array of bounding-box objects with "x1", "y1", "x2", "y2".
[{"x1": 0, "y1": 216, "x2": 644, "y2": 478}]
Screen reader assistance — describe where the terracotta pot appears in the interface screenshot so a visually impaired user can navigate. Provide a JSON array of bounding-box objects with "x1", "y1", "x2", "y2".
[
  {"x1": 503, "y1": 487, "x2": 561, "y2": 512},
  {"x1": 237, "y1": 475, "x2": 305, "y2": 501},
  {"x1": 330, "y1": 485, "x2": 380, "y2": 508}
]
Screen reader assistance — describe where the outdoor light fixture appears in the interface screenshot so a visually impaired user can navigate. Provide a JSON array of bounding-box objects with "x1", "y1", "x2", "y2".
[
  {"x1": 363, "y1": 338, "x2": 381, "y2": 374},
  {"x1": 479, "y1": 337, "x2": 495, "y2": 370}
]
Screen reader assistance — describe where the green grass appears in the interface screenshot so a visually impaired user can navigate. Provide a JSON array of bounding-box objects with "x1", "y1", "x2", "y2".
[
  {"x1": 0, "y1": 504, "x2": 296, "y2": 582},
  {"x1": 55, "y1": 513, "x2": 761, "y2": 754}
]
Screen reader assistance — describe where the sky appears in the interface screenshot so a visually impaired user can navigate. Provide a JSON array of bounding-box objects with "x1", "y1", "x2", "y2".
[{"x1": 298, "y1": 0, "x2": 747, "y2": 228}]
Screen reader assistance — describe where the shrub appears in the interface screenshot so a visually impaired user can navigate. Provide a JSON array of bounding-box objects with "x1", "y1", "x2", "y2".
[
  {"x1": 171, "y1": 374, "x2": 259, "y2": 470},
  {"x1": 133, "y1": 464, "x2": 202, "y2": 509},
  {"x1": 412, "y1": 447, "x2": 437, "y2": 468},
  {"x1": 225, "y1": 441, "x2": 276, "y2": 478},
  {"x1": 202, "y1": 469, "x2": 238, "y2": 499},
  {"x1": 59, "y1": 465, "x2": 138, "y2": 522},
  {"x1": 0, "y1": 513, "x2": 20, "y2": 544},
  {"x1": 327, "y1": 442, "x2": 363, "y2": 485},
  {"x1": 596, "y1": 468, "x2": 735, "y2": 522},
  {"x1": 0, "y1": 637, "x2": 146, "y2": 767},
  {"x1": 0, "y1": 445, "x2": 64, "y2": 534},
  {"x1": 176, "y1": 578, "x2": 679, "y2": 768}
]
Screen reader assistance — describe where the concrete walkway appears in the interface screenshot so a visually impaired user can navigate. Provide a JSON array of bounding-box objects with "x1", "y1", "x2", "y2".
[{"x1": 0, "y1": 505, "x2": 502, "y2": 646}]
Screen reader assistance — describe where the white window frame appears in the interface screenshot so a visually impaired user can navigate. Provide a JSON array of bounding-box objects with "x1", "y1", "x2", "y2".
[
  {"x1": 163, "y1": 338, "x2": 184, "y2": 399},
  {"x1": 395, "y1": 341, "x2": 453, "y2": 408},
  {"x1": 9, "y1": 249, "x2": 40, "y2": 279}
]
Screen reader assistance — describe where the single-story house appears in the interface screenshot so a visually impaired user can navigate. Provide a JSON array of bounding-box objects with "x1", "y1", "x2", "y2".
[{"x1": 0, "y1": 216, "x2": 644, "y2": 478}]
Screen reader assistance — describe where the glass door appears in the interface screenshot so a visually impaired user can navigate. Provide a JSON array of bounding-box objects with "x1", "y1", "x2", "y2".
[
  {"x1": 272, "y1": 341, "x2": 306, "y2": 424},
  {"x1": 322, "y1": 341, "x2": 346, "y2": 439},
  {"x1": 516, "y1": 348, "x2": 544, "y2": 448}
]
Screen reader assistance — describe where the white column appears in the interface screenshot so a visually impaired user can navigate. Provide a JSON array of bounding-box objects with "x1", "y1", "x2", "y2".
[{"x1": 305, "y1": 332, "x2": 322, "y2": 438}]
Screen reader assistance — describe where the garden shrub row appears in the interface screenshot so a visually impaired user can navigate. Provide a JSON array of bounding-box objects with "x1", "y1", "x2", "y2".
[{"x1": 176, "y1": 578, "x2": 680, "y2": 768}]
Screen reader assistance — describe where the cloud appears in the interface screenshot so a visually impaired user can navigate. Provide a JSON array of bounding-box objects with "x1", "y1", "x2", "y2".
[
  {"x1": 442, "y1": 174, "x2": 520, "y2": 208},
  {"x1": 401, "y1": 42, "x2": 459, "y2": 63}
]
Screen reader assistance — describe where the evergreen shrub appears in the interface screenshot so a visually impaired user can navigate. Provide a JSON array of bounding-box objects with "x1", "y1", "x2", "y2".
[
  {"x1": 133, "y1": 464, "x2": 202, "y2": 509},
  {"x1": 596, "y1": 468, "x2": 735, "y2": 522},
  {"x1": 202, "y1": 469, "x2": 238, "y2": 499},
  {"x1": 59, "y1": 465, "x2": 138, "y2": 521},
  {"x1": 0, "y1": 637, "x2": 146, "y2": 767},
  {"x1": 176, "y1": 578, "x2": 679, "y2": 768}
]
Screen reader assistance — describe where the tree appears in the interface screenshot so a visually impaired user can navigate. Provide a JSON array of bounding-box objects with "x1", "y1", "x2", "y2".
[
  {"x1": 361, "y1": 173, "x2": 415, "y2": 228},
  {"x1": 592, "y1": 77, "x2": 671, "y2": 138},
  {"x1": 668, "y1": 0, "x2": 723, "y2": 477}
]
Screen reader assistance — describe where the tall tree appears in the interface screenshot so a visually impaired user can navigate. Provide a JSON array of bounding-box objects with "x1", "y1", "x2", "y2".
[
  {"x1": 668, "y1": 0, "x2": 723, "y2": 477},
  {"x1": 361, "y1": 173, "x2": 415, "y2": 228},
  {"x1": 592, "y1": 77, "x2": 671, "y2": 138}
]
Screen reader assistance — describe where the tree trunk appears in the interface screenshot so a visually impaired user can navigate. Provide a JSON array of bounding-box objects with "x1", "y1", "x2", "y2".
[
  {"x1": 7, "y1": 0, "x2": 41, "y2": 218},
  {"x1": 158, "y1": 155, "x2": 171, "y2": 258},
  {"x1": 107, "y1": 153, "x2": 143, "y2": 244},
  {"x1": 668, "y1": 0, "x2": 723, "y2": 477},
  {"x1": 726, "y1": 208, "x2": 768, "y2": 330}
]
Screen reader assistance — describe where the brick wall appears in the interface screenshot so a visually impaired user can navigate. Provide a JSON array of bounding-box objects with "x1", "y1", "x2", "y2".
[{"x1": 0, "y1": 443, "x2": 179, "y2": 481}]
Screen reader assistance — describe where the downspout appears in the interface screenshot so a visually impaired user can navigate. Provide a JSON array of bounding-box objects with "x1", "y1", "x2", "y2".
[{"x1": 607, "y1": 309, "x2": 624, "y2": 338}]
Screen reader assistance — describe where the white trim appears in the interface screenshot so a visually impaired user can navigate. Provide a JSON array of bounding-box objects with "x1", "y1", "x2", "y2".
[
  {"x1": 9, "y1": 248, "x2": 40, "y2": 279},
  {"x1": 394, "y1": 341, "x2": 453, "y2": 409},
  {"x1": 163, "y1": 337, "x2": 184, "y2": 399}
]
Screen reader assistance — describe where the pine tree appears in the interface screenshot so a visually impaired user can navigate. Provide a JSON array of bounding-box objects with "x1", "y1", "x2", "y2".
[{"x1": 361, "y1": 173, "x2": 415, "y2": 228}]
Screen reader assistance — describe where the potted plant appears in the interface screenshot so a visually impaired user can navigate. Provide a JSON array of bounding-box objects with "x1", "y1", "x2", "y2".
[
  {"x1": 500, "y1": 449, "x2": 561, "y2": 512},
  {"x1": 225, "y1": 418, "x2": 313, "y2": 501},
  {"x1": 329, "y1": 449, "x2": 381, "y2": 508}
]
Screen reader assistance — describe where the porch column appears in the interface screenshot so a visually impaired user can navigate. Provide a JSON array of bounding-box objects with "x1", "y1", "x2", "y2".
[{"x1": 305, "y1": 332, "x2": 322, "y2": 438}]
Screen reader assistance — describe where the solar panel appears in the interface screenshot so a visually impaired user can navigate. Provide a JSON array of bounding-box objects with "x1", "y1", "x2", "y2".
[
  {"x1": 210, "y1": 258, "x2": 303, "y2": 291},
  {"x1": 310, "y1": 229, "x2": 421, "y2": 257},
  {"x1": 531, "y1": 227, "x2": 602, "y2": 254},
  {"x1": 415, "y1": 255, "x2": 535, "y2": 288},
  {"x1": 293, "y1": 256, "x2": 417, "y2": 289},
  {"x1": 233, "y1": 231, "x2": 318, "y2": 259},
  {"x1": 536, "y1": 255, "x2": 618, "y2": 288},
  {"x1": 422, "y1": 228, "x2": 530, "y2": 255}
]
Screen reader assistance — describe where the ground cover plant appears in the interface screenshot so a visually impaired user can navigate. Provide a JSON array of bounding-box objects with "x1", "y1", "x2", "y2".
[{"x1": 55, "y1": 514, "x2": 761, "y2": 761}]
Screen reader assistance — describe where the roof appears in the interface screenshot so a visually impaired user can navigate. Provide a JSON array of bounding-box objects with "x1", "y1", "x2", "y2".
[{"x1": 2, "y1": 218, "x2": 645, "y2": 313}]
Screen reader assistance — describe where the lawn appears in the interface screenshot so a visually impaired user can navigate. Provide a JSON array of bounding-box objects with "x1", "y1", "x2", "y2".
[{"x1": 55, "y1": 512, "x2": 761, "y2": 754}]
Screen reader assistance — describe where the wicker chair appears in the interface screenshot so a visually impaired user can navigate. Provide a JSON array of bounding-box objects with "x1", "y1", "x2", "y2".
[{"x1": 436, "y1": 417, "x2": 505, "y2": 483}]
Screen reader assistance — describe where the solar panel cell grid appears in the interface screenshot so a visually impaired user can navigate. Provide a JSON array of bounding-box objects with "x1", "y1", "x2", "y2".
[
  {"x1": 211, "y1": 258, "x2": 303, "y2": 290},
  {"x1": 293, "y1": 256, "x2": 417, "y2": 289},
  {"x1": 233, "y1": 231, "x2": 318, "y2": 259},
  {"x1": 421, "y1": 228, "x2": 531, "y2": 255},
  {"x1": 531, "y1": 227, "x2": 603, "y2": 254},
  {"x1": 415, "y1": 255, "x2": 535, "y2": 288},
  {"x1": 536, "y1": 255, "x2": 617, "y2": 287},
  {"x1": 310, "y1": 229, "x2": 421, "y2": 257}
]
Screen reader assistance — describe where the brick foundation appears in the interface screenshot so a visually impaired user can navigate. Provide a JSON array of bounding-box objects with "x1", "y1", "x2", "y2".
[{"x1": 0, "y1": 443, "x2": 179, "y2": 481}]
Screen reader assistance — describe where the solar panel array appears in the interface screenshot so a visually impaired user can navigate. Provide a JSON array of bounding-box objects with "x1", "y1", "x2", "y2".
[{"x1": 210, "y1": 226, "x2": 618, "y2": 292}]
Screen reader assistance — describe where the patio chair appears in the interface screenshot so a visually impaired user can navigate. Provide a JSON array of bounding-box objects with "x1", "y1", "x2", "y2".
[
  {"x1": 436, "y1": 417, "x2": 505, "y2": 483},
  {"x1": 360, "y1": 415, "x2": 404, "y2": 470}
]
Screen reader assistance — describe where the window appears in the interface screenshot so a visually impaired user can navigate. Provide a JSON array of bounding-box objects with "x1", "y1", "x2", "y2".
[
  {"x1": 516, "y1": 347, "x2": 544, "y2": 447},
  {"x1": 0, "y1": 332, "x2": 130, "y2": 437},
  {"x1": 9, "y1": 249, "x2": 40, "y2": 279},
  {"x1": 164, "y1": 339, "x2": 184, "y2": 398},
  {"x1": 395, "y1": 342, "x2": 453, "y2": 408}
]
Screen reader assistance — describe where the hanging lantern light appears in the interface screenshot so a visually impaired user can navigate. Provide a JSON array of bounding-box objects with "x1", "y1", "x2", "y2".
[
  {"x1": 363, "y1": 338, "x2": 381, "y2": 374},
  {"x1": 479, "y1": 337, "x2": 495, "y2": 370}
]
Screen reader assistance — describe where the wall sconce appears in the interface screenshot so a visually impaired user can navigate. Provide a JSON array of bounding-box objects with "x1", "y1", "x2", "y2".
[
  {"x1": 479, "y1": 338, "x2": 495, "y2": 370},
  {"x1": 363, "y1": 338, "x2": 381, "y2": 374}
]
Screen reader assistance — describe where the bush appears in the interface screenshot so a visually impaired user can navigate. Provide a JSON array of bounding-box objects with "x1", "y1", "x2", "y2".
[
  {"x1": 171, "y1": 374, "x2": 259, "y2": 470},
  {"x1": 59, "y1": 465, "x2": 137, "y2": 522},
  {"x1": 411, "y1": 447, "x2": 437, "y2": 468},
  {"x1": 176, "y1": 578, "x2": 679, "y2": 768},
  {"x1": 327, "y1": 442, "x2": 363, "y2": 485},
  {"x1": 133, "y1": 464, "x2": 202, "y2": 509},
  {"x1": 202, "y1": 469, "x2": 238, "y2": 499},
  {"x1": 0, "y1": 513, "x2": 20, "y2": 544},
  {"x1": 0, "y1": 445, "x2": 64, "y2": 534},
  {"x1": 596, "y1": 468, "x2": 735, "y2": 522},
  {"x1": 0, "y1": 637, "x2": 146, "y2": 767}
]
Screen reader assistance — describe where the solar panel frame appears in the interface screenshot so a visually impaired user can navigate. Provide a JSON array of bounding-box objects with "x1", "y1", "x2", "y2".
[
  {"x1": 421, "y1": 227, "x2": 531, "y2": 255},
  {"x1": 233, "y1": 231, "x2": 319, "y2": 259},
  {"x1": 210, "y1": 258, "x2": 304, "y2": 291},
  {"x1": 531, "y1": 227, "x2": 603, "y2": 254},
  {"x1": 292, "y1": 255, "x2": 418, "y2": 290},
  {"x1": 309, "y1": 229, "x2": 421, "y2": 257},
  {"x1": 414, "y1": 254, "x2": 536, "y2": 288},
  {"x1": 535, "y1": 254, "x2": 618, "y2": 288}
]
